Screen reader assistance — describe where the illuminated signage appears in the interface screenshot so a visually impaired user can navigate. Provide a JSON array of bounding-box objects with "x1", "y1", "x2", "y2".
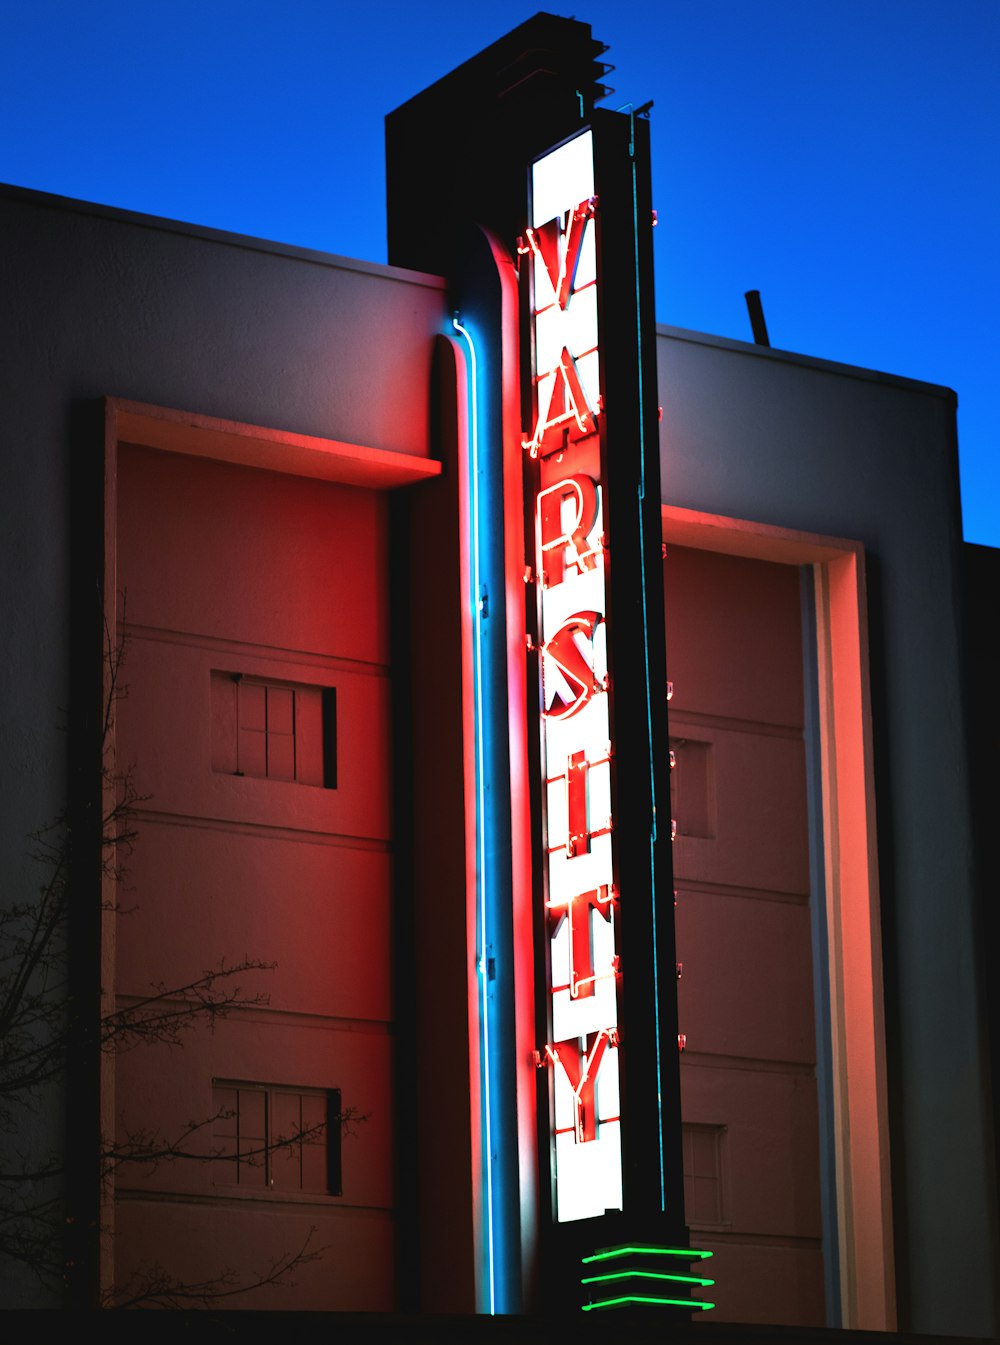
[
  {"x1": 527, "y1": 130, "x2": 623, "y2": 1224},
  {"x1": 405, "y1": 24, "x2": 697, "y2": 1312}
]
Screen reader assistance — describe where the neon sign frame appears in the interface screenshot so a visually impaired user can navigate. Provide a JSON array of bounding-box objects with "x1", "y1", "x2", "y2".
[
  {"x1": 524, "y1": 130, "x2": 626, "y2": 1225},
  {"x1": 524, "y1": 115, "x2": 702, "y2": 1309}
]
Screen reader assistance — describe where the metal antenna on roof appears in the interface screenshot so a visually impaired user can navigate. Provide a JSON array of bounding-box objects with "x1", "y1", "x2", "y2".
[{"x1": 744, "y1": 289, "x2": 771, "y2": 346}]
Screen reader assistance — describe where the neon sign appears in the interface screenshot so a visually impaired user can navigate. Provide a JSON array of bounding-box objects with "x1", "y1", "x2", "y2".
[
  {"x1": 522, "y1": 136, "x2": 600, "y2": 462},
  {"x1": 527, "y1": 130, "x2": 624, "y2": 1224}
]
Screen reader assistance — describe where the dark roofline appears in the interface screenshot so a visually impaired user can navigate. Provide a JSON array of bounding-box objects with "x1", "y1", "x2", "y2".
[
  {"x1": 657, "y1": 321, "x2": 957, "y2": 404},
  {"x1": 0, "y1": 180, "x2": 446, "y2": 291}
]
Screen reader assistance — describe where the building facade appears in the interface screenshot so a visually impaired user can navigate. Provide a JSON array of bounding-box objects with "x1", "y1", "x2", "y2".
[{"x1": 0, "y1": 15, "x2": 996, "y2": 1337}]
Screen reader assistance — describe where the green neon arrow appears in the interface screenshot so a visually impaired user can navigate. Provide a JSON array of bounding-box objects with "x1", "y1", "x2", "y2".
[
  {"x1": 582, "y1": 1244, "x2": 713, "y2": 1264},
  {"x1": 582, "y1": 1294, "x2": 716, "y2": 1312}
]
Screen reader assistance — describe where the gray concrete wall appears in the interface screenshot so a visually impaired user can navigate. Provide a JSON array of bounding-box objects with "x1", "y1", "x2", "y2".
[{"x1": 657, "y1": 324, "x2": 997, "y2": 1337}]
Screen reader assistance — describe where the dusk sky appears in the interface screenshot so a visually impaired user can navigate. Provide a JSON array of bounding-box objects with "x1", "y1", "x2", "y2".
[{"x1": 2, "y1": 0, "x2": 996, "y2": 545}]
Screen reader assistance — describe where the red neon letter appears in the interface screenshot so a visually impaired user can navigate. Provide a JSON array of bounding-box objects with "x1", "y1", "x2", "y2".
[
  {"x1": 549, "y1": 1027, "x2": 618, "y2": 1142},
  {"x1": 525, "y1": 350, "x2": 593, "y2": 458},
  {"x1": 523, "y1": 200, "x2": 598, "y2": 458},
  {"x1": 537, "y1": 475, "x2": 599, "y2": 588},
  {"x1": 542, "y1": 611, "x2": 604, "y2": 720},
  {"x1": 548, "y1": 883, "x2": 614, "y2": 999},
  {"x1": 566, "y1": 749, "x2": 589, "y2": 858},
  {"x1": 527, "y1": 200, "x2": 593, "y2": 312}
]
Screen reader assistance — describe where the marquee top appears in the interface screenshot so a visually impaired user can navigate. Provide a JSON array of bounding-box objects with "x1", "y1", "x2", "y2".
[
  {"x1": 385, "y1": 12, "x2": 617, "y2": 277},
  {"x1": 388, "y1": 13, "x2": 612, "y2": 123}
]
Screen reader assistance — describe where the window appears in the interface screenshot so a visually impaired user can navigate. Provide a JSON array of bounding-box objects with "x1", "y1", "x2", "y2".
[
  {"x1": 669, "y1": 736, "x2": 715, "y2": 838},
  {"x1": 682, "y1": 1122, "x2": 727, "y2": 1226},
  {"x1": 212, "y1": 1082, "x2": 342, "y2": 1196},
  {"x1": 211, "y1": 673, "x2": 336, "y2": 787}
]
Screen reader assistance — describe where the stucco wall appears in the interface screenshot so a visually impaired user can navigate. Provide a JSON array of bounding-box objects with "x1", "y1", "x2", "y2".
[
  {"x1": 1, "y1": 179, "x2": 445, "y2": 842},
  {"x1": 0, "y1": 182, "x2": 994, "y2": 1331},
  {"x1": 0, "y1": 183, "x2": 447, "y2": 1306},
  {"x1": 657, "y1": 324, "x2": 996, "y2": 1337}
]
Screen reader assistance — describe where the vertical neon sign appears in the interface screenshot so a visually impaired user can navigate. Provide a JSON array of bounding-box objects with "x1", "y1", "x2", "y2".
[{"x1": 526, "y1": 130, "x2": 624, "y2": 1223}]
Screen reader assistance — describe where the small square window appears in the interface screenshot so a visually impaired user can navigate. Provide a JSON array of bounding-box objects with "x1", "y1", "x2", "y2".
[
  {"x1": 212, "y1": 1081, "x2": 342, "y2": 1196},
  {"x1": 211, "y1": 673, "x2": 336, "y2": 787}
]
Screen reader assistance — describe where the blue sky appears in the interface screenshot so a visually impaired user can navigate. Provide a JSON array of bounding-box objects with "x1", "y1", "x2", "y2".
[{"x1": 2, "y1": 0, "x2": 996, "y2": 545}]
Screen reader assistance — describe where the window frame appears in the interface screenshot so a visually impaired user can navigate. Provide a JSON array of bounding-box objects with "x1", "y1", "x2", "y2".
[
  {"x1": 662, "y1": 503, "x2": 895, "y2": 1332},
  {"x1": 211, "y1": 1079, "x2": 343, "y2": 1199}
]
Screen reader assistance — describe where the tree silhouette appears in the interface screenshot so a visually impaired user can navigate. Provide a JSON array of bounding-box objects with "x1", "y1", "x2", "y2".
[{"x1": 0, "y1": 605, "x2": 351, "y2": 1306}]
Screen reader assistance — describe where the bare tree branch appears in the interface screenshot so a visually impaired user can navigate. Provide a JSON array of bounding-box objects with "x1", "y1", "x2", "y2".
[
  {"x1": 107, "y1": 1227, "x2": 328, "y2": 1309},
  {"x1": 0, "y1": 593, "x2": 359, "y2": 1304},
  {"x1": 102, "y1": 1102, "x2": 362, "y2": 1179},
  {"x1": 100, "y1": 960, "x2": 276, "y2": 1053}
]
